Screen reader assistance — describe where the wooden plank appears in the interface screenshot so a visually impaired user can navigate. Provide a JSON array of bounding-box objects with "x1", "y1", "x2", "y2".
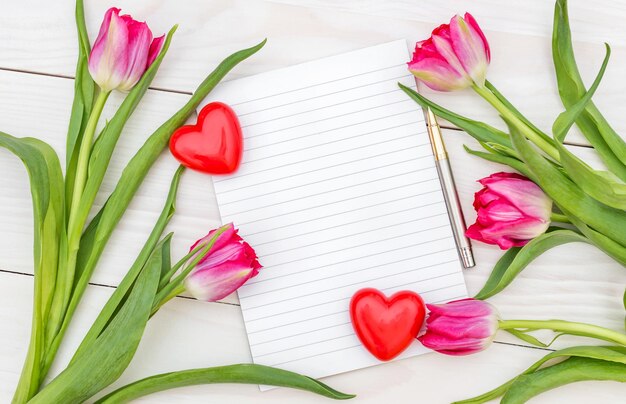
[
  {"x1": 0, "y1": 69, "x2": 239, "y2": 303},
  {"x1": 269, "y1": 0, "x2": 626, "y2": 45},
  {"x1": 0, "y1": 66, "x2": 623, "y2": 353},
  {"x1": 2, "y1": 271, "x2": 623, "y2": 403},
  {"x1": 2, "y1": 1, "x2": 624, "y2": 146}
]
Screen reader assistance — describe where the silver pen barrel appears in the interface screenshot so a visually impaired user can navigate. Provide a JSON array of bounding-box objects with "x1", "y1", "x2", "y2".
[
  {"x1": 425, "y1": 108, "x2": 475, "y2": 269},
  {"x1": 434, "y1": 159, "x2": 475, "y2": 268}
]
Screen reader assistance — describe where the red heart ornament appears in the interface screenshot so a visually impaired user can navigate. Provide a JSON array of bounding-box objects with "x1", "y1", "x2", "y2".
[
  {"x1": 169, "y1": 102, "x2": 243, "y2": 174},
  {"x1": 350, "y1": 288, "x2": 426, "y2": 361}
]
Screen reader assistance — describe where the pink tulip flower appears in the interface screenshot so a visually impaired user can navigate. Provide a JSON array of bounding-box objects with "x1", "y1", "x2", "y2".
[
  {"x1": 418, "y1": 298, "x2": 499, "y2": 356},
  {"x1": 466, "y1": 172, "x2": 552, "y2": 250},
  {"x1": 185, "y1": 224, "x2": 262, "y2": 302},
  {"x1": 88, "y1": 7, "x2": 164, "y2": 92},
  {"x1": 408, "y1": 13, "x2": 490, "y2": 91}
]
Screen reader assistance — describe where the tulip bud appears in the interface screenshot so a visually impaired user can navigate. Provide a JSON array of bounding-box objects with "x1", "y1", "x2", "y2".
[
  {"x1": 88, "y1": 7, "x2": 164, "y2": 92},
  {"x1": 408, "y1": 13, "x2": 490, "y2": 91},
  {"x1": 466, "y1": 172, "x2": 552, "y2": 250},
  {"x1": 418, "y1": 298, "x2": 499, "y2": 356},
  {"x1": 185, "y1": 224, "x2": 262, "y2": 302}
]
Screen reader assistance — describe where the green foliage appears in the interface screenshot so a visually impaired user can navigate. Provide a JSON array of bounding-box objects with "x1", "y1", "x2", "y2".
[
  {"x1": 30, "y1": 243, "x2": 162, "y2": 403},
  {"x1": 398, "y1": 84, "x2": 512, "y2": 148},
  {"x1": 474, "y1": 229, "x2": 589, "y2": 299},
  {"x1": 0, "y1": 133, "x2": 64, "y2": 402},
  {"x1": 95, "y1": 364, "x2": 355, "y2": 403},
  {"x1": 70, "y1": 167, "x2": 183, "y2": 361},
  {"x1": 501, "y1": 357, "x2": 626, "y2": 404},
  {"x1": 553, "y1": 0, "x2": 626, "y2": 180},
  {"x1": 455, "y1": 346, "x2": 626, "y2": 404}
]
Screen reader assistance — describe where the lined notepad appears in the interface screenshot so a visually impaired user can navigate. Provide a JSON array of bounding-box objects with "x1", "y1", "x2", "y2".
[{"x1": 201, "y1": 40, "x2": 468, "y2": 383}]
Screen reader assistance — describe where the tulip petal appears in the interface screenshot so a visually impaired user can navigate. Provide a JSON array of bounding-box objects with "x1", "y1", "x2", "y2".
[
  {"x1": 408, "y1": 57, "x2": 472, "y2": 91},
  {"x1": 426, "y1": 299, "x2": 497, "y2": 319},
  {"x1": 88, "y1": 8, "x2": 130, "y2": 92},
  {"x1": 464, "y1": 12, "x2": 490, "y2": 62},
  {"x1": 480, "y1": 174, "x2": 552, "y2": 221},
  {"x1": 117, "y1": 19, "x2": 153, "y2": 91},
  {"x1": 186, "y1": 262, "x2": 255, "y2": 302},
  {"x1": 148, "y1": 35, "x2": 166, "y2": 67},
  {"x1": 450, "y1": 14, "x2": 489, "y2": 85},
  {"x1": 477, "y1": 200, "x2": 525, "y2": 224}
]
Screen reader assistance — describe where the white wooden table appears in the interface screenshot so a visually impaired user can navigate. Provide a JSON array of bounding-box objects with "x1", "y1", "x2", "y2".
[{"x1": 1, "y1": 1, "x2": 625, "y2": 402}]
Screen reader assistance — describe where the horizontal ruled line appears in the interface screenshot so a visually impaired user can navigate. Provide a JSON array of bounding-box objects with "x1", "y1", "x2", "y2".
[
  {"x1": 213, "y1": 112, "x2": 423, "y2": 185},
  {"x1": 269, "y1": 344, "x2": 363, "y2": 367},
  {"x1": 220, "y1": 148, "x2": 431, "y2": 205},
  {"x1": 230, "y1": 63, "x2": 407, "y2": 107},
  {"x1": 240, "y1": 87, "x2": 408, "y2": 126},
  {"x1": 245, "y1": 235, "x2": 453, "y2": 287},
  {"x1": 249, "y1": 284, "x2": 465, "y2": 345},
  {"x1": 240, "y1": 98, "x2": 413, "y2": 135},
  {"x1": 258, "y1": 292, "x2": 468, "y2": 364},
  {"x1": 250, "y1": 198, "x2": 443, "y2": 245},
  {"x1": 235, "y1": 182, "x2": 438, "y2": 227},
  {"x1": 244, "y1": 248, "x2": 455, "y2": 300},
  {"x1": 238, "y1": 74, "x2": 412, "y2": 117},
  {"x1": 251, "y1": 321, "x2": 352, "y2": 347},
  {"x1": 219, "y1": 135, "x2": 428, "y2": 187},
  {"x1": 248, "y1": 287, "x2": 465, "y2": 333},
  {"x1": 254, "y1": 225, "x2": 451, "y2": 271},
  {"x1": 243, "y1": 119, "x2": 422, "y2": 155},
  {"x1": 256, "y1": 333, "x2": 355, "y2": 359},
  {"x1": 258, "y1": 216, "x2": 449, "y2": 259},
  {"x1": 223, "y1": 168, "x2": 437, "y2": 216},
  {"x1": 243, "y1": 261, "x2": 458, "y2": 310}
]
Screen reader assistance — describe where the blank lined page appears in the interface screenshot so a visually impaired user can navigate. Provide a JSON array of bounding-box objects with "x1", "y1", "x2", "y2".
[{"x1": 201, "y1": 40, "x2": 468, "y2": 383}]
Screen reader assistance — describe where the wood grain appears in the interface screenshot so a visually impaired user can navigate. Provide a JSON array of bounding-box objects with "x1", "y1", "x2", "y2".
[
  {"x1": 0, "y1": 1, "x2": 624, "y2": 402},
  {"x1": 0, "y1": 0, "x2": 624, "y2": 148},
  {"x1": 1, "y1": 271, "x2": 622, "y2": 404}
]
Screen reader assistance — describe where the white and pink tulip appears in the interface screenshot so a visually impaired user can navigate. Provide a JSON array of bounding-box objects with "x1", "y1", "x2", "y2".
[{"x1": 88, "y1": 7, "x2": 164, "y2": 92}]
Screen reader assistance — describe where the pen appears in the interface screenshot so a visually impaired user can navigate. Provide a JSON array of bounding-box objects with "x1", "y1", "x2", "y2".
[{"x1": 425, "y1": 108, "x2": 476, "y2": 269}]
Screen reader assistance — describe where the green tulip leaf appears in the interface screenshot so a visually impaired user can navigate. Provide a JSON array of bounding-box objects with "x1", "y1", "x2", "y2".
[
  {"x1": 70, "y1": 25, "x2": 178, "y2": 265},
  {"x1": 553, "y1": 0, "x2": 626, "y2": 180},
  {"x1": 507, "y1": 118, "x2": 626, "y2": 246},
  {"x1": 399, "y1": 83, "x2": 512, "y2": 148},
  {"x1": 454, "y1": 345, "x2": 626, "y2": 404},
  {"x1": 474, "y1": 229, "x2": 589, "y2": 300},
  {"x1": 548, "y1": 42, "x2": 626, "y2": 210},
  {"x1": 30, "y1": 241, "x2": 162, "y2": 403},
  {"x1": 69, "y1": 168, "x2": 183, "y2": 362},
  {"x1": 65, "y1": 0, "x2": 97, "y2": 208},
  {"x1": 501, "y1": 356, "x2": 626, "y2": 404},
  {"x1": 559, "y1": 205, "x2": 626, "y2": 265},
  {"x1": 556, "y1": 143, "x2": 626, "y2": 210},
  {"x1": 552, "y1": 43, "x2": 610, "y2": 142},
  {"x1": 160, "y1": 233, "x2": 174, "y2": 282},
  {"x1": 463, "y1": 146, "x2": 535, "y2": 180},
  {"x1": 44, "y1": 40, "x2": 267, "y2": 368},
  {"x1": 95, "y1": 364, "x2": 355, "y2": 403},
  {"x1": 484, "y1": 81, "x2": 555, "y2": 148},
  {"x1": 0, "y1": 133, "x2": 65, "y2": 401}
]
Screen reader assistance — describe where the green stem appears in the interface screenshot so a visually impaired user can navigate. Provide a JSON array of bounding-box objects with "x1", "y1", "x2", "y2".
[
  {"x1": 472, "y1": 85, "x2": 560, "y2": 161},
  {"x1": 499, "y1": 319, "x2": 626, "y2": 346},
  {"x1": 157, "y1": 243, "x2": 206, "y2": 290},
  {"x1": 151, "y1": 284, "x2": 185, "y2": 316},
  {"x1": 67, "y1": 90, "x2": 109, "y2": 236},
  {"x1": 12, "y1": 281, "x2": 44, "y2": 404},
  {"x1": 550, "y1": 213, "x2": 571, "y2": 223},
  {"x1": 44, "y1": 90, "x2": 109, "y2": 360},
  {"x1": 152, "y1": 225, "x2": 229, "y2": 307}
]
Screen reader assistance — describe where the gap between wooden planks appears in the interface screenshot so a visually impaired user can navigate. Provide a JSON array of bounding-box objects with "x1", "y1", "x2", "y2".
[{"x1": 0, "y1": 65, "x2": 593, "y2": 149}]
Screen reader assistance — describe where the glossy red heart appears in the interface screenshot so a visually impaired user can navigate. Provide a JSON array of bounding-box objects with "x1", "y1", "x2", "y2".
[
  {"x1": 169, "y1": 102, "x2": 243, "y2": 174},
  {"x1": 350, "y1": 288, "x2": 426, "y2": 361}
]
